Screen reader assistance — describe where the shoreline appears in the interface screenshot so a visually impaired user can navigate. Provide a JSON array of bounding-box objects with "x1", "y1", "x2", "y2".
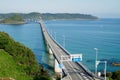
[
  {"x1": 0, "y1": 22, "x2": 26, "y2": 25},
  {"x1": 43, "y1": 18, "x2": 99, "y2": 21}
]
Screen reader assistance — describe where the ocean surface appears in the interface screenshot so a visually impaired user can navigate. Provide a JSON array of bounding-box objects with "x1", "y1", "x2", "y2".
[{"x1": 0, "y1": 18, "x2": 120, "y2": 73}]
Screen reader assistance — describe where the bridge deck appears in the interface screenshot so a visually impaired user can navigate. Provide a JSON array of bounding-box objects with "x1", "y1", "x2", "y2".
[{"x1": 39, "y1": 20, "x2": 101, "y2": 80}]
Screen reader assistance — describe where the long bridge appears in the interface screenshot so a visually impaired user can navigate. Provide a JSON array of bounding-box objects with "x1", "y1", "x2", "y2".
[{"x1": 39, "y1": 20, "x2": 102, "y2": 80}]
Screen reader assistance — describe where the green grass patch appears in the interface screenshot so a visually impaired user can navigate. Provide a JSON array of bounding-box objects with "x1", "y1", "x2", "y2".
[{"x1": 0, "y1": 49, "x2": 32, "y2": 80}]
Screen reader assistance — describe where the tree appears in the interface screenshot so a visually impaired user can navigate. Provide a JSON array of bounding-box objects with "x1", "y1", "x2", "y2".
[{"x1": 112, "y1": 71, "x2": 120, "y2": 80}]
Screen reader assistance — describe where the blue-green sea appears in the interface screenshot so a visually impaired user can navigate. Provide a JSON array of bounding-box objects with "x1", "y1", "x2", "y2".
[{"x1": 0, "y1": 18, "x2": 120, "y2": 72}]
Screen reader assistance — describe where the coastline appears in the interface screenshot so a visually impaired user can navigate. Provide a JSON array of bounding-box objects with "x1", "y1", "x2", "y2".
[
  {"x1": 43, "y1": 18, "x2": 99, "y2": 21},
  {"x1": 0, "y1": 21, "x2": 26, "y2": 25},
  {"x1": 0, "y1": 18, "x2": 99, "y2": 24}
]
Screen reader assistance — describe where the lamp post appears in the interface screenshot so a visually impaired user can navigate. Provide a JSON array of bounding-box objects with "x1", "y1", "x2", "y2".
[
  {"x1": 104, "y1": 61, "x2": 107, "y2": 80},
  {"x1": 63, "y1": 35, "x2": 65, "y2": 48},
  {"x1": 94, "y1": 48, "x2": 98, "y2": 75}
]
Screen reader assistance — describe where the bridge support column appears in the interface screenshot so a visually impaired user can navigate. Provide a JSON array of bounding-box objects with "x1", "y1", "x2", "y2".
[
  {"x1": 48, "y1": 48, "x2": 53, "y2": 55},
  {"x1": 46, "y1": 42, "x2": 53, "y2": 55},
  {"x1": 54, "y1": 59, "x2": 62, "y2": 73}
]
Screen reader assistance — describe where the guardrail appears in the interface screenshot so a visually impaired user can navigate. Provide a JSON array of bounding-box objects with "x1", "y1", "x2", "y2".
[
  {"x1": 40, "y1": 22, "x2": 61, "y2": 63},
  {"x1": 77, "y1": 62, "x2": 103, "y2": 80},
  {"x1": 40, "y1": 20, "x2": 71, "y2": 56}
]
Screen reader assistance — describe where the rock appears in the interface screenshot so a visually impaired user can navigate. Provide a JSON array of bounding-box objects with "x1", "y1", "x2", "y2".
[{"x1": 112, "y1": 62, "x2": 120, "y2": 66}]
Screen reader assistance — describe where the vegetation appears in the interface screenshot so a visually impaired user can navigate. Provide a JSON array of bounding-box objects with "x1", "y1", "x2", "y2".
[
  {"x1": 107, "y1": 71, "x2": 120, "y2": 80},
  {"x1": 0, "y1": 14, "x2": 25, "y2": 24},
  {"x1": 0, "y1": 12, "x2": 98, "y2": 21},
  {"x1": 0, "y1": 32, "x2": 52, "y2": 80},
  {"x1": 0, "y1": 49, "x2": 32, "y2": 80},
  {"x1": 41, "y1": 13, "x2": 98, "y2": 20},
  {"x1": 54, "y1": 73, "x2": 60, "y2": 80}
]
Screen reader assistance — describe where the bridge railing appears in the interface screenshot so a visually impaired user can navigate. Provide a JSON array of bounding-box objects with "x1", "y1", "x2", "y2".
[
  {"x1": 40, "y1": 21, "x2": 62, "y2": 63},
  {"x1": 40, "y1": 21, "x2": 72, "y2": 77},
  {"x1": 77, "y1": 62, "x2": 103, "y2": 80},
  {"x1": 46, "y1": 27, "x2": 71, "y2": 56},
  {"x1": 40, "y1": 20, "x2": 71, "y2": 57}
]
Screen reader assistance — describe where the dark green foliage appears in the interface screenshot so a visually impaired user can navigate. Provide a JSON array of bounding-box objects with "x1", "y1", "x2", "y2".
[
  {"x1": 34, "y1": 76, "x2": 51, "y2": 80},
  {"x1": 41, "y1": 13, "x2": 98, "y2": 20},
  {"x1": 0, "y1": 32, "x2": 39, "y2": 75},
  {"x1": 107, "y1": 71, "x2": 120, "y2": 80},
  {"x1": 55, "y1": 73, "x2": 60, "y2": 80},
  {"x1": 22, "y1": 12, "x2": 42, "y2": 19},
  {"x1": 5, "y1": 14, "x2": 24, "y2": 21},
  {"x1": 107, "y1": 72, "x2": 112, "y2": 78},
  {"x1": 0, "y1": 32, "x2": 9, "y2": 49},
  {"x1": 112, "y1": 71, "x2": 120, "y2": 80},
  {"x1": 34, "y1": 65, "x2": 52, "y2": 80},
  {"x1": 0, "y1": 14, "x2": 25, "y2": 24},
  {"x1": 0, "y1": 32, "x2": 51, "y2": 80}
]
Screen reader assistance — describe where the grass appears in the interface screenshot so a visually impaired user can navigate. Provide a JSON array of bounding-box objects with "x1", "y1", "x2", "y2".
[{"x1": 0, "y1": 49, "x2": 33, "y2": 80}]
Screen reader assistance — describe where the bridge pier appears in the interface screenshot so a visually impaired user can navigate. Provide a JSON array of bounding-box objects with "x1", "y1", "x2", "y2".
[
  {"x1": 46, "y1": 42, "x2": 61, "y2": 72},
  {"x1": 54, "y1": 59, "x2": 62, "y2": 73},
  {"x1": 46, "y1": 43, "x2": 61, "y2": 72},
  {"x1": 46, "y1": 42, "x2": 53, "y2": 55},
  {"x1": 48, "y1": 48, "x2": 53, "y2": 55}
]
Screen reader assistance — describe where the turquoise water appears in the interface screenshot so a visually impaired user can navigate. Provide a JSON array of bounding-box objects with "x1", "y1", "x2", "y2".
[
  {"x1": 0, "y1": 23, "x2": 54, "y2": 71},
  {"x1": 0, "y1": 19, "x2": 120, "y2": 72},
  {"x1": 45, "y1": 19, "x2": 120, "y2": 72}
]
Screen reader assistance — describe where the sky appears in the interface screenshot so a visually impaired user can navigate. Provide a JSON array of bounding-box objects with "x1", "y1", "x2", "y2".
[{"x1": 0, "y1": 0, "x2": 120, "y2": 18}]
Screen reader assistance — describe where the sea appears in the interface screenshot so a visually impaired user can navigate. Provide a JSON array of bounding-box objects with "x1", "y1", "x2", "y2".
[{"x1": 0, "y1": 18, "x2": 120, "y2": 73}]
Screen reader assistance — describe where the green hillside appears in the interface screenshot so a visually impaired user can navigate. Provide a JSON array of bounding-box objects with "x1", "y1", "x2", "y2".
[
  {"x1": 0, "y1": 49, "x2": 32, "y2": 80},
  {"x1": 0, "y1": 32, "x2": 51, "y2": 80},
  {"x1": 0, "y1": 14, "x2": 25, "y2": 24}
]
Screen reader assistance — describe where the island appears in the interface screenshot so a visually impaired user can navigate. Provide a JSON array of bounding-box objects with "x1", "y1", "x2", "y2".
[
  {"x1": 0, "y1": 14, "x2": 25, "y2": 24},
  {"x1": 0, "y1": 12, "x2": 98, "y2": 24}
]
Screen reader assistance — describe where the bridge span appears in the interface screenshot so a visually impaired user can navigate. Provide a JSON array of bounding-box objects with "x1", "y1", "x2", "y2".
[{"x1": 39, "y1": 20, "x2": 102, "y2": 80}]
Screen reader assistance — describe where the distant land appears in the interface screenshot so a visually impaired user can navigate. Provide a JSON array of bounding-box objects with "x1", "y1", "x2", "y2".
[
  {"x1": 0, "y1": 12, "x2": 98, "y2": 24},
  {"x1": 0, "y1": 14, "x2": 25, "y2": 24}
]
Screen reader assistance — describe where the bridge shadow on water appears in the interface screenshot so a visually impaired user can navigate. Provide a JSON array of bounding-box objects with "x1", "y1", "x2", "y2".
[
  {"x1": 39, "y1": 51, "x2": 55, "y2": 75},
  {"x1": 39, "y1": 62, "x2": 54, "y2": 70},
  {"x1": 39, "y1": 62, "x2": 54, "y2": 75}
]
